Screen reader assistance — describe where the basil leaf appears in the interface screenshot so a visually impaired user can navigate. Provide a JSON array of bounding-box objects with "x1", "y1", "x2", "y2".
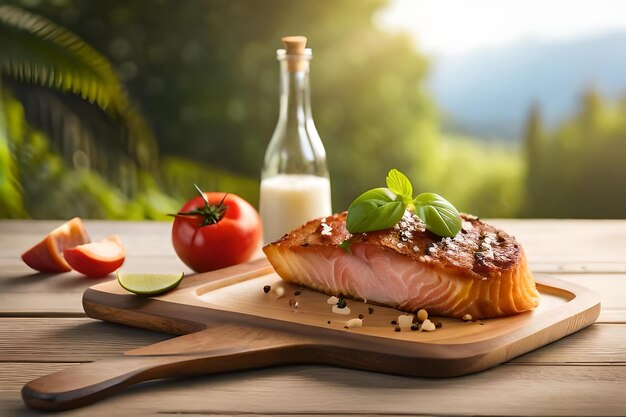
[
  {"x1": 346, "y1": 200, "x2": 406, "y2": 234},
  {"x1": 338, "y1": 240, "x2": 352, "y2": 254},
  {"x1": 413, "y1": 193, "x2": 462, "y2": 237},
  {"x1": 351, "y1": 187, "x2": 397, "y2": 206},
  {"x1": 386, "y1": 169, "x2": 413, "y2": 201}
]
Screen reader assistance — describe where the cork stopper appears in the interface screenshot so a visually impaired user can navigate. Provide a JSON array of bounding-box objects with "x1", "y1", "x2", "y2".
[
  {"x1": 280, "y1": 36, "x2": 311, "y2": 72},
  {"x1": 282, "y1": 36, "x2": 307, "y2": 55}
]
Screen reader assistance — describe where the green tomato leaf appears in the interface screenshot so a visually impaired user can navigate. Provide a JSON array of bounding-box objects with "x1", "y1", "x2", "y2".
[
  {"x1": 346, "y1": 200, "x2": 406, "y2": 234},
  {"x1": 413, "y1": 193, "x2": 462, "y2": 237},
  {"x1": 386, "y1": 169, "x2": 413, "y2": 201}
]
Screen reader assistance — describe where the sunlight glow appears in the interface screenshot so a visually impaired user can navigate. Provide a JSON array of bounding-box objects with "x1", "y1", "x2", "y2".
[{"x1": 377, "y1": 0, "x2": 626, "y2": 56}]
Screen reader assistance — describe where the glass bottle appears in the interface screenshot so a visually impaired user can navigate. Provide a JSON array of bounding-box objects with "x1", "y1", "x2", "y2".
[{"x1": 260, "y1": 36, "x2": 332, "y2": 243}]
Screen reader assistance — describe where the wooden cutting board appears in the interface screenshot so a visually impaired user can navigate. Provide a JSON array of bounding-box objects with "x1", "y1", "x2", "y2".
[{"x1": 22, "y1": 258, "x2": 600, "y2": 411}]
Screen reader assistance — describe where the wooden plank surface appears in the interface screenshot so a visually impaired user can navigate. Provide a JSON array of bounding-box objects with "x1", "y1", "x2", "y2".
[
  {"x1": 1, "y1": 219, "x2": 625, "y2": 416},
  {"x1": 2, "y1": 364, "x2": 626, "y2": 416},
  {"x1": 0, "y1": 318, "x2": 623, "y2": 365},
  {"x1": 3, "y1": 219, "x2": 626, "y2": 271},
  {"x1": 0, "y1": 318, "x2": 171, "y2": 362}
]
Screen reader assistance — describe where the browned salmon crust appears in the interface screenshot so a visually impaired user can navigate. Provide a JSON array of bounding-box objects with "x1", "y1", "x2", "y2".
[
  {"x1": 264, "y1": 212, "x2": 540, "y2": 319},
  {"x1": 271, "y1": 212, "x2": 522, "y2": 280}
]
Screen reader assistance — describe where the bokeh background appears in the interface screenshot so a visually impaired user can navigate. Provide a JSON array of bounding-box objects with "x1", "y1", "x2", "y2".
[{"x1": 1, "y1": 0, "x2": 625, "y2": 219}]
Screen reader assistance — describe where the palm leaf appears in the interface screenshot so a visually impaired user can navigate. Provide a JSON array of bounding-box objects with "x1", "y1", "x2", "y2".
[
  {"x1": 0, "y1": 82, "x2": 25, "y2": 217},
  {"x1": 0, "y1": 5, "x2": 157, "y2": 170}
]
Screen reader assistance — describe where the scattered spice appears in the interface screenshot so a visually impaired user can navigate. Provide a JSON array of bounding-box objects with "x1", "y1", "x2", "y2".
[
  {"x1": 358, "y1": 314, "x2": 364, "y2": 319},
  {"x1": 368, "y1": 307, "x2": 374, "y2": 315},
  {"x1": 327, "y1": 296, "x2": 339, "y2": 305},
  {"x1": 421, "y1": 319, "x2": 436, "y2": 332},
  {"x1": 294, "y1": 290, "x2": 302, "y2": 296},
  {"x1": 332, "y1": 305, "x2": 351, "y2": 315},
  {"x1": 288, "y1": 299, "x2": 299, "y2": 309},
  {"x1": 434, "y1": 321, "x2": 443, "y2": 329},
  {"x1": 327, "y1": 320, "x2": 331, "y2": 324},
  {"x1": 397, "y1": 314, "x2": 414, "y2": 328},
  {"x1": 410, "y1": 324, "x2": 420, "y2": 331},
  {"x1": 320, "y1": 222, "x2": 333, "y2": 236},
  {"x1": 416, "y1": 309, "x2": 428, "y2": 323},
  {"x1": 394, "y1": 326, "x2": 401, "y2": 332},
  {"x1": 346, "y1": 318, "x2": 363, "y2": 329},
  {"x1": 336, "y1": 297, "x2": 347, "y2": 309},
  {"x1": 263, "y1": 285, "x2": 271, "y2": 294},
  {"x1": 390, "y1": 320, "x2": 398, "y2": 325}
]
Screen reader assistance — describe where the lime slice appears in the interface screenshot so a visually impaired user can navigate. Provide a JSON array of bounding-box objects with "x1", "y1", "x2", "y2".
[{"x1": 117, "y1": 271, "x2": 184, "y2": 296}]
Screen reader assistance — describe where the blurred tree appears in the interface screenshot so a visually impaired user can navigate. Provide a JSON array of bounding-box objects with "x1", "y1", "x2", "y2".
[
  {"x1": 0, "y1": 4, "x2": 256, "y2": 218},
  {"x1": 5, "y1": 0, "x2": 435, "y2": 210},
  {"x1": 10, "y1": 0, "x2": 621, "y2": 220},
  {"x1": 425, "y1": 133, "x2": 523, "y2": 218},
  {"x1": 0, "y1": 4, "x2": 158, "y2": 187},
  {"x1": 523, "y1": 88, "x2": 626, "y2": 218},
  {"x1": 522, "y1": 102, "x2": 545, "y2": 215},
  {"x1": 0, "y1": 79, "x2": 24, "y2": 217},
  {"x1": 0, "y1": 3, "x2": 160, "y2": 217}
]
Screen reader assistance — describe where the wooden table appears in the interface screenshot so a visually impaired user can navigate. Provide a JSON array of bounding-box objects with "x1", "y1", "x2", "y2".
[{"x1": 1, "y1": 219, "x2": 625, "y2": 416}]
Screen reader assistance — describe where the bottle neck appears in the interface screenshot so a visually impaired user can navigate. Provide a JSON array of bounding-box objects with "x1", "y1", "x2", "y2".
[
  {"x1": 262, "y1": 54, "x2": 327, "y2": 180},
  {"x1": 277, "y1": 60, "x2": 312, "y2": 127}
]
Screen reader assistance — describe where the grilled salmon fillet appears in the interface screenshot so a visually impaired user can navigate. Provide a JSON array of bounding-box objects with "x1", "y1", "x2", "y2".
[{"x1": 263, "y1": 212, "x2": 539, "y2": 319}]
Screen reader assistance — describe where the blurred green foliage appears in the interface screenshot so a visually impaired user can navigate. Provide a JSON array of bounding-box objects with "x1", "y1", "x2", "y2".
[
  {"x1": 425, "y1": 134, "x2": 523, "y2": 218},
  {"x1": 1, "y1": 87, "x2": 258, "y2": 219},
  {"x1": 1, "y1": 0, "x2": 440, "y2": 212},
  {"x1": 0, "y1": 2, "x2": 261, "y2": 218},
  {"x1": 524, "y1": 90, "x2": 626, "y2": 218},
  {"x1": 0, "y1": 0, "x2": 624, "y2": 220}
]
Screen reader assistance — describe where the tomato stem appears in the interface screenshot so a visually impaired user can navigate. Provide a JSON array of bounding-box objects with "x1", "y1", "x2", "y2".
[{"x1": 169, "y1": 185, "x2": 229, "y2": 227}]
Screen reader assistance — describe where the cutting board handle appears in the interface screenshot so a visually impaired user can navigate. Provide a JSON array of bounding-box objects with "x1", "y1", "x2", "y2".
[{"x1": 22, "y1": 324, "x2": 311, "y2": 411}]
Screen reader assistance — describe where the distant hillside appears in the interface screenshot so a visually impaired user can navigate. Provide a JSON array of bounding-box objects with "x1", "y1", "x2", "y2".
[{"x1": 429, "y1": 31, "x2": 626, "y2": 140}]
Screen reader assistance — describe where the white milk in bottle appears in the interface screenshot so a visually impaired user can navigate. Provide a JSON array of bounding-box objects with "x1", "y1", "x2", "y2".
[{"x1": 260, "y1": 174, "x2": 332, "y2": 242}]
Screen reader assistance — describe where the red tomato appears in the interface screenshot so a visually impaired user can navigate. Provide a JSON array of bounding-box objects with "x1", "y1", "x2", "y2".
[
  {"x1": 171, "y1": 192, "x2": 261, "y2": 273},
  {"x1": 21, "y1": 217, "x2": 91, "y2": 273},
  {"x1": 64, "y1": 235, "x2": 126, "y2": 278}
]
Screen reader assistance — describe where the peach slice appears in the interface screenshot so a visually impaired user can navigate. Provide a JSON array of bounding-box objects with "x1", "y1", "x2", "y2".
[{"x1": 21, "y1": 217, "x2": 91, "y2": 273}]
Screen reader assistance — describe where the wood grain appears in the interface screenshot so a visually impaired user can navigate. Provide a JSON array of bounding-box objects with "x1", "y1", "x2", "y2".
[
  {"x1": 18, "y1": 263, "x2": 599, "y2": 410},
  {"x1": 1, "y1": 219, "x2": 625, "y2": 417},
  {"x1": 83, "y1": 263, "x2": 600, "y2": 350},
  {"x1": 0, "y1": 318, "x2": 171, "y2": 362},
  {"x1": 557, "y1": 274, "x2": 626, "y2": 323},
  {"x1": 4, "y1": 219, "x2": 626, "y2": 273},
  {"x1": 0, "y1": 363, "x2": 79, "y2": 392},
  {"x1": 21, "y1": 325, "x2": 309, "y2": 410},
  {"x1": 3, "y1": 364, "x2": 626, "y2": 416},
  {"x1": 0, "y1": 318, "x2": 624, "y2": 364},
  {"x1": 491, "y1": 219, "x2": 626, "y2": 264}
]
